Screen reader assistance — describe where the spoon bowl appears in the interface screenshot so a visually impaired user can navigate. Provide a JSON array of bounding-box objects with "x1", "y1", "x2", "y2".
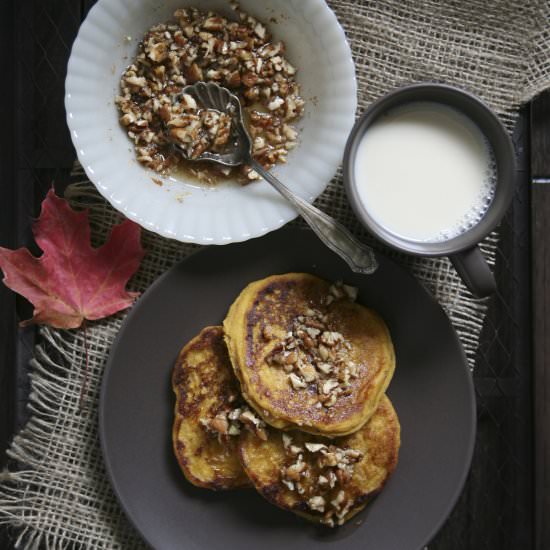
[{"x1": 170, "y1": 82, "x2": 251, "y2": 167}]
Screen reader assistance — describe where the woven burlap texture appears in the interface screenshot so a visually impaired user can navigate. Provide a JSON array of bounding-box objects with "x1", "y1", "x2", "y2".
[{"x1": 1, "y1": 1, "x2": 549, "y2": 548}]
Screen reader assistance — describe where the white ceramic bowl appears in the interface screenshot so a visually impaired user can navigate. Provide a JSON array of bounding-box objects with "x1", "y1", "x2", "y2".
[{"x1": 65, "y1": 0, "x2": 356, "y2": 244}]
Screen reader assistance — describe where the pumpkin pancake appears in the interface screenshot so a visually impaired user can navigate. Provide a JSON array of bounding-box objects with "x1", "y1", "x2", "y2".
[
  {"x1": 172, "y1": 326, "x2": 261, "y2": 490},
  {"x1": 224, "y1": 273, "x2": 395, "y2": 436},
  {"x1": 239, "y1": 395, "x2": 400, "y2": 527}
]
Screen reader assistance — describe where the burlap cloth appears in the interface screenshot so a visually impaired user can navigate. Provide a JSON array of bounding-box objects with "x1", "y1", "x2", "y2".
[{"x1": 1, "y1": 1, "x2": 548, "y2": 548}]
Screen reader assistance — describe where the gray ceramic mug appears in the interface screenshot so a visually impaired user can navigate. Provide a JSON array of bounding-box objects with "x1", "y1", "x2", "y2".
[{"x1": 343, "y1": 84, "x2": 516, "y2": 298}]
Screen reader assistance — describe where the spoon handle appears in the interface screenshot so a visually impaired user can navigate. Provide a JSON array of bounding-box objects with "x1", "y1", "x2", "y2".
[{"x1": 249, "y1": 159, "x2": 378, "y2": 275}]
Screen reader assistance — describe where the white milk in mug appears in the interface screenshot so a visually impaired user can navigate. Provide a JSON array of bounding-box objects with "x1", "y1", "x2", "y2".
[{"x1": 353, "y1": 102, "x2": 496, "y2": 242}]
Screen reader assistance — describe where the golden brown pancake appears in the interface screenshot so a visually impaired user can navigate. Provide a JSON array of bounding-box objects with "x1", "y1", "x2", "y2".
[
  {"x1": 224, "y1": 273, "x2": 395, "y2": 436},
  {"x1": 172, "y1": 326, "x2": 251, "y2": 490},
  {"x1": 239, "y1": 395, "x2": 400, "y2": 527}
]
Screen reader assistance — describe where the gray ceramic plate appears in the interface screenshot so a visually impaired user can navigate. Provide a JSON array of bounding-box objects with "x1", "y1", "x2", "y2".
[{"x1": 100, "y1": 227, "x2": 476, "y2": 550}]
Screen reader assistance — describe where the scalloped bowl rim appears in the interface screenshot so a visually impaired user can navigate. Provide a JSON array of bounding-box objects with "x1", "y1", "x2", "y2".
[{"x1": 65, "y1": 0, "x2": 357, "y2": 244}]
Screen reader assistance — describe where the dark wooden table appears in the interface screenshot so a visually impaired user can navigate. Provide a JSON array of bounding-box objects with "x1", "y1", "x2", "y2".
[
  {"x1": 0, "y1": 1, "x2": 547, "y2": 548},
  {"x1": 530, "y1": 94, "x2": 550, "y2": 550}
]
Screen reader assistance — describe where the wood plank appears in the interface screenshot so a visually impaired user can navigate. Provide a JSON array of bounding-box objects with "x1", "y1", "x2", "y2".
[
  {"x1": 531, "y1": 90, "x2": 550, "y2": 550},
  {"x1": 531, "y1": 90, "x2": 550, "y2": 179},
  {"x1": 428, "y1": 108, "x2": 533, "y2": 550},
  {"x1": 0, "y1": 0, "x2": 17, "y2": 472},
  {"x1": 0, "y1": 1, "x2": 90, "y2": 546}
]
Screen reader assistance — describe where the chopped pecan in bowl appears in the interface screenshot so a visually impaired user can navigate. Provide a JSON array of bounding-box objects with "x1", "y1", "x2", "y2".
[{"x1": 115, "y1": 4, "x2": 304, "y2": 184}]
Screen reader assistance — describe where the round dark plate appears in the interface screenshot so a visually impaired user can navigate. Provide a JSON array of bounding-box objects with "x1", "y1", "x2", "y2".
[{"x1": 100, "y1": 227, "x2": 476, "y2": 550}]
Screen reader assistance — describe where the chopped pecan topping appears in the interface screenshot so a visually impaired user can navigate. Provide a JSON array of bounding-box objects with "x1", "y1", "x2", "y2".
[
  {"x1": 209, "y1": 413, "x2": 229, "y2": 435},
  {"x1": 285, "y1": 460, "x2": 306, "y2": 481},
  {"x1": 289, "y1": 444, "x2": 303, "y2": 456},
  {"x1": 201, "y1": 404, "x2": 267, "y2": 441},
  {"x1": 318, "y1": 474, "x2": 329, "y2": 486},
  {"x1": 305, "y1": 442, "x2": 327, "y2": 453},
  {"x1": 297, "y1": 362, "x2": 317, "y2": 382},
  {"x1": 308, "y1": 496, "x2": 326, "y2": 513},
  {"x1": 262, "y1": 324, "x2": 275, "y2": 340},
  {"x1": 116, "y1": 5, "x2": 304, "y2": 180},
  {"x1": 281, "y1": 479, "x2": 295, "y2": 491},
  {"x1": 278, "y1": 433, "x2": 364, "y2": 526},
  {"x1": 265, "y1": 284, "x2": 362, "y2": 408},
  {"x1": 289, "y1": 372, "x2": 307, "y2": 390},
  {"x1": 239, "y1": 408, "x2": 268, "y2": 440},
  {"x1": 321, "y1": 379, "x2": 339, "y2": 395},
  {"x1": 320, "y1": 331, "x2": 343, "y2": 347}
]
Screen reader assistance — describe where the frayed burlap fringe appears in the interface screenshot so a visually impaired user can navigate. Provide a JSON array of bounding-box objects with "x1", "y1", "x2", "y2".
[
  {"x1": 0, "y1": 329, "x2": 148, "y2": 549},
  {"x1": 1, "y1": 0, "x2": 549, "y2": 547}
]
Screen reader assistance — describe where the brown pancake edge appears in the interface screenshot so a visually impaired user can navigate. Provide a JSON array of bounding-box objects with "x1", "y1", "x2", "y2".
[
  {"x1": 224, "y1": 273, "x2": 396, "y2": 436},
  {"x1": 172, "y1": 325, "x2": 251, "y2": 490},
  {"x1": 238, "y1": 394, "x2": 401, "y2": 526}
]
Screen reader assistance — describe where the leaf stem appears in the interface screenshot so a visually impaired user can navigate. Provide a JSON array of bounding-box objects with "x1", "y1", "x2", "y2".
[{"x1": 79, "y1": 320, "x2": 90, "y2": 411}]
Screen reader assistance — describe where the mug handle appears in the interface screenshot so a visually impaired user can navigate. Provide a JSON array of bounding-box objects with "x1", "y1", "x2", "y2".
[{"x1": 450, "y1": 246, "x2": 496, "y2": 298}]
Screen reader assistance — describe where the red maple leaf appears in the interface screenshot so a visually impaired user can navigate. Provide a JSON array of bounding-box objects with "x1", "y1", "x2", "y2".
[{"x1": 0, "y1": 188, "x2": 144, "y2": 329}]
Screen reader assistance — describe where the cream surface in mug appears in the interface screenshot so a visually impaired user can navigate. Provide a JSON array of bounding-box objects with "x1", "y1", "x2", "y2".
[{"x1": 354, "y1": 102, "x2": 496, "y2": 242}]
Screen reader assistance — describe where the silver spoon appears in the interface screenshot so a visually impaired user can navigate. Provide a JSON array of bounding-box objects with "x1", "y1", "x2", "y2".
[{"x1": 169, "y1": 81, "x2": 377, "y2": 275}]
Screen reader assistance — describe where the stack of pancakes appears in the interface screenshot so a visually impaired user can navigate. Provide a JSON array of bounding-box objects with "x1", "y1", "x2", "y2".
[{"x1": 172, "y1": 273, "x2": 400, "y2": 527}]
